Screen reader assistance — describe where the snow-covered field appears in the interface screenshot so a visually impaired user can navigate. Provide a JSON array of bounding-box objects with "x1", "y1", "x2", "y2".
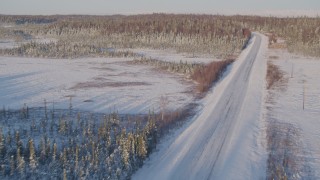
[
  {"x1": 0, "y1": 37, "x2": 57, "y2": 49},
  {"x1": 124, "y1": 48, "x2": 218, "y2": 64},
  {"x1": 266, "y1": 49, "x2": 320, "y2": 178},
  {"x1": 0, "y1": 56, "x2": 194, "y2": 113},
  {"x1": 0, "y1": 39, "x2": 19, "y2": 49}
]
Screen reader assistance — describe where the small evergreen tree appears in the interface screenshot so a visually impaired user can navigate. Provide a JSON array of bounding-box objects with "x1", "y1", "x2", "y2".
[
  {"x1": 0, "y1": 131, "x2": 6, "y2": 161},
  {"x1": 136, "y1": 134, "x2": 147, "y2": 162},
  {"x1": 10, "y1": 155, "x2": 15, "y2": 176},
  {"x1": 120, "y1": 129, "x2": 130, "y2": 170},
  {"x1": 28, "y1": 139, "x2": 37, "y2": 170},
  {"x1": 16, "y1": 148, "x2": 25, "y2": 175},
  {"x1": 52, "y1": 142, "x2": 58, "y2": 161}
]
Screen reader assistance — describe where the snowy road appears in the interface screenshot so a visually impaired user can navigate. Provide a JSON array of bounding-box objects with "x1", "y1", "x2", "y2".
[{"x1": 133, "y1": 33, "x2": 268, "y2": 180}]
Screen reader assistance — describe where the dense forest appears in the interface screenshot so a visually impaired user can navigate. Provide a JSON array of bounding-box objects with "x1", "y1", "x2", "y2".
[
  {"x1": 0, "y1": 14, "x2": 250, "y2": 58},
  {"x1": 0, "y1": 101, "x2": 194, "y2": 179},
  {"x1": 237, "y1": 16, "x2": 320, "y2": 57}
]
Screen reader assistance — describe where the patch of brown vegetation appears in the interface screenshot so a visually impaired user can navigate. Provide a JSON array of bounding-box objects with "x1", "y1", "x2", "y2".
[
  {"x1": 157, "y1": 103, "x2": 197, "y2": 135},
  {"x1": 118, "y1": 72, "x2": 138, "y2": 77},
  {"x1": 90, "y1": 67, "x2": 115, "y2": 71},
  {"x1": 92, "y1": 77, "x2": 110, "y2": 81},
  {"x1": 242, "y1": 28, "x2": 252, "y2": 38},
  {"x1": 83, "y1": 99, "x2": 94, "y2": 102},
  {"x1": 269, "y1": 43, "x2": 287, "y2": 49},
  {"x1": 269, "y1": 33, "x2": 278, "y2": 44},
  {"x1": 266, "y1": 120, "x2": 304, "y2": 180},
  {"x1": 269, "y1": 56, "x2": 279, "y2": 60},
  {"x1": 191, "y1": 59, "x2": 234, "y2": 93},
  {"x1": 266, "y1": 62, "x2": 285, "y2": 89},
  {"x1": 71, "y1": 81, "x2": 151, "y2": 90},
  {"x1": 266, "y1": 33, "x2": 287, "y2": 49}
]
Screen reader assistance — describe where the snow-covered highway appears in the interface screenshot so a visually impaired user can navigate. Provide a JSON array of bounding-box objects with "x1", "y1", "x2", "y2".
[{"x1": 133, "y1": 33, "x2": 268, "y2": 180}]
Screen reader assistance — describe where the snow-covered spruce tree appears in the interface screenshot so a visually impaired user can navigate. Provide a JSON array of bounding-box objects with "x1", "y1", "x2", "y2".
[
  {"x1": 119, "y1": 129, "x2": 130, "y2": 171},
  {"x1": 9, "y1": 155, "x2": 14, "y2": 176},
  {"x1": 52, "y1": 142, "x2": 57, "y2": 161},
  {"x1": 74, "y1": 145, "x2": 79, "y2": 170},
  {"x1": 15, "y1": 131, "x2": 20, "y2": 146},
  {"x1": 38, "y1": 138, "x2": 46, "y2": 165},
  {"x1": 63, "y1": 168, "x2": 67, "y2": 180},
  {"x1": 0, "y1": 131, "x2": 6, "y2": 164},
  {"x1": 59, "y1": 118, "x2": 67, "y2": 135},
  {"x1": 60, "y1": 148, "x2": 68, "y2": 169},
  {"x1": 16, "y1": 148, "x2": 25, "y2": 176},
  {"x1": 6, "y1": 131, "x2": 12, "y2": 148},
  {"x1": 28, "y1": 139, "x2": 37, "y2": 171},
  {"x1": 136, "y1": 133, "x2": 147, "y2": 165},
  {"x1": 146, "y1": 113, "x2": 157, "y2": 153},
  {"x1": 127, "y1": 132, "x2": 137, "y2": 171},
  {"x1": 45, "y1": 139, "x2": 51, "y2": 161}
]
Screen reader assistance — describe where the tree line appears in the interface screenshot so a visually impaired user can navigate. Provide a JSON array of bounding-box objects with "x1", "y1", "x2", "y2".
[
  {"x1": 2, "y1": 14, "x2": 319, "y2": 57},
  {"x1": 0, "y1": 14, "x2": 250, "y2": 59}
]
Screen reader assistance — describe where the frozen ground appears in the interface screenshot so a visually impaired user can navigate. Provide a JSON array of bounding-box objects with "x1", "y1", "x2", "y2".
[
  {"x1": 0, "y1": 39, "x2": 19, "y2": 49},
  {"x1": 124, "y1": 48, "x2": 219, "y2": 64},
  {"x1": 133, "y1": 33, "x2": 268, "y2": 179},
  {"x1": 0, "y1": 37, "x2": 57, "y2": 49},
  {"x1": 266, "y1": 49, "x2": 320, "y2": 178},
  {"x1": 0, "y1": 23, "x2": 56, "y2": 49},
  {"x1": 0, "y1": 57, "x2": 194, "y2": 114}
]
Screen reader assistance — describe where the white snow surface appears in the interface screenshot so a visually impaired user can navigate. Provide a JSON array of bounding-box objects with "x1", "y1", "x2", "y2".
[
  {"x1": 267, "y1": 49, "x2": 320, "y2": 178},
  {"x1": 33, "y1": 36, "x2": 58, "y2": 44},
  {"x1": 133, "y1": 33, "x2": 268, "y2": 180},
  {"x1": 0, "y1": 57, "x2": 194, "y2": 113},
  {"x1": 0, "y1": 37, "x2": 57, "y2": 49},
  {"x1": 0, "y1": 39, "x2": 19, "y2": 49}
]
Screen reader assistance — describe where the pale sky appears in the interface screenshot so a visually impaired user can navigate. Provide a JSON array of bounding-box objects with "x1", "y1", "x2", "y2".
[{"x1": 0, "y1": 0, "x2": 319, "y2": 16}]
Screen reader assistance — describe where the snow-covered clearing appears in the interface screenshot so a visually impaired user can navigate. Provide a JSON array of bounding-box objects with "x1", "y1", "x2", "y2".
[
  {"x1": 266, "y1": 49, "x2": 320, "y2": 178},
  {"x1": 124, "y1": 48, "x2": 219, "y2": 64},
  {"x1": 133, "y1": 33, "x2": 268, "y2": 180},
  {"x1": 0, "y1": 57, "x2": 194, "y2": 113},
  {"x1": 0, "y1": 39, "x2": 19, "y2": 49},
  {"x1": 0, "y1": 37, "x2": 57, "y2": 49},
  {"x1": 0, "y1": 24, "x2": 14, "y2": 28}
]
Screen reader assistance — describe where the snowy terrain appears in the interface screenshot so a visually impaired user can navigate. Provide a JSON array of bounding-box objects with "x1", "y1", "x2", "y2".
[
  {"x1": 123, "y1": 48, "x2": 218, "y2": 64},
  {"x1": 266, "y1": 49, "x2": 320, "y2": 178},
  {"x1": 133, "y1": 33, "x2": 268, "y2": 179},
  {"x1": 0, "y1": 39, "x2": 19, "y2": 49},
  {"x1": 1, "y1": 29, "x2": 319, "y2": 179},
  {"x1": 0, "y1": 23, "x2": 56, "y2": 49},
  {"x1": 0, "y1": 37, "x2": 57, "y2": 49},
  {"x1": 0, "y1": 57, "x2": 194, "y2": 114}
]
